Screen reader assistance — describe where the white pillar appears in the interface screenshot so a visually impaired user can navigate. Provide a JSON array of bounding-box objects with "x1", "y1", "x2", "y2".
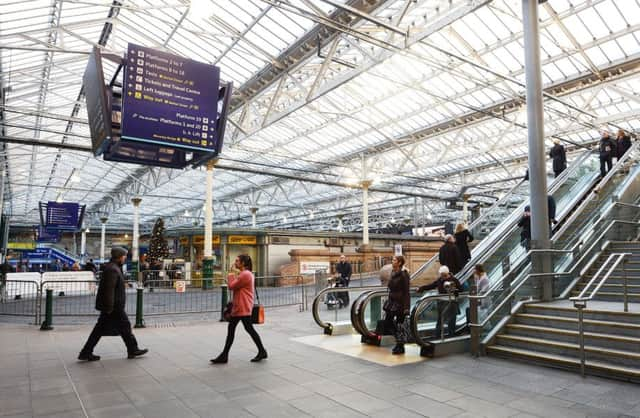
[
  {"x1": 204, "y1": 162, "x2": 214, "y2": 258},
  {"x1": 462, "y1": 194, "x2": 469, "y2": 224},
  {"x1": 132, "y1": 197, "x2": 141, "y2": 263},
  {"x1": 362, "y1": 180, "x2": 371, "y2": 245},
  {"x1": 337, "y1": 215, "x2": 343, "y2": 233},
  {"x1": 250, "y1": 207, "x2": 258, "y2": 228},
  {"x1": 80, "y1": 228, "x2": 87, "y2": 263},
  {"x1": 100, "y1": 217, "x2": 107, "y2": 263}
]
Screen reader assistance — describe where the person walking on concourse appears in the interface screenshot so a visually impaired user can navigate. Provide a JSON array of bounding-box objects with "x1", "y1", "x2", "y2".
[
  {"x1": 211, "y1": 254, "x2": 267, "y2": 364},
  {"x1": 78, "y1": 247, "x2": 148, "y2": 361}
]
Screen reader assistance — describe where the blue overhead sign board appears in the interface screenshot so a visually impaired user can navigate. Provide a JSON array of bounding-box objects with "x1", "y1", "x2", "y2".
[
  {"x1": 120, "y1": 43, "x2": 221, "y2": 152},
  {"x1": 36, "y1": 226, "x2": 61, "y2": 243},
  {"x1": 45, "y1": 202, "x2": 79, "y2": 229}
]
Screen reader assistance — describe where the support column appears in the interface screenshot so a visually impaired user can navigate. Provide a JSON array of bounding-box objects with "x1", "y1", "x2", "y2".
[
  {"x1": 250, "y1": 207, "x2": 258, "y2": 228},
  {"x1": 131, "y1": 197, "x2": 142, "y2": 282},
  {"x1": 203, "y1": 161, "x2": 215, "y2": 289},
  {"x1": 462, "y1": 194, "x2": 470, "y2": 224},
  {"x1": 337, "y1": 215, "x2": 343, "y2": 233},
  {"x1": 100, "y1": 217, "x2": 107, "y2": 263},
  {"x1": 361, "y1": 180, "x2": 371, "y2": 246},
  {"x1": 523, "y1": 0, "x2": 551, "y2": 300},
  {"x1": 0, "y1": 169, "x2": 5, "y2": 263},
  {"x1": 80, "y1": 228, "x2": 87, "y2": 264}
]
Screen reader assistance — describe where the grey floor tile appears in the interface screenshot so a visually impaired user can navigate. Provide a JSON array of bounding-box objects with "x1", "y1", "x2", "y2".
[
  {"x1": 370, "y1": 406, "x2": 427, "y2": 418},
  {"x1": 0, "y1": 395, "x2": 31, "y2": 416},
  {"x1": 88, "y1": 404, "x2": 143, "y2": 418},
  {"x1": 30, "y1": 393, "x2": 81, "y2": 416},
  {"x1": 331, "y1": 390, "x2": 394, "y2": 415},
  {"x1": 136, "y1": 399, "x2": 199, "y2": 418},
  {"x1": 446, "y1": 395, "x2": 521, "y2": 418},
  {"x1": 392, "y1": 394, "x2": 463, "y2": 417}
]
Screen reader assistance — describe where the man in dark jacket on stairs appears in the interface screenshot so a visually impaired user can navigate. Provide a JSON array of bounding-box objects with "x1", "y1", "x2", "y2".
[{"x1": 78, "y1": 247, "x2": 148, "y2": 361}]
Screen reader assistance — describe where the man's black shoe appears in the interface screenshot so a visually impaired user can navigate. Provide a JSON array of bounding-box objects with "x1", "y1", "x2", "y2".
[
  {"x1": 127, "y1": 348, "x2": 148, "y2": 359},
  {"x1": 78, "y1": 352, "x2": 100, "y2": 362}
]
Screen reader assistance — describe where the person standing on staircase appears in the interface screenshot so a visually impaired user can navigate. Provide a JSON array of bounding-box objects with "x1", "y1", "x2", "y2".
[
  {"x1": 599, "y1": 130, "x2": 616, "y2": 178},
  {"x1": 439, "y1": 234, "x2": 463, "y2": 275},
  {"x1": 383, "y1": 255, "x2": 410, "y2": 355},
  {"x1": 616, "y1": 129, "x2": 632, "y2": 162},
  {"x1": 549, "y1": 138, "x2": 567, "y2": 178}
]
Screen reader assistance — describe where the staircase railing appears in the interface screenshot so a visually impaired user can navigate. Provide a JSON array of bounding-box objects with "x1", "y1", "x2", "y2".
[
  {"x1": 570, "y1": 252, "x2": 631, "y2": 377},
  {"x1": 468, "y1": 217, "x2": 640, "y2": 356}
]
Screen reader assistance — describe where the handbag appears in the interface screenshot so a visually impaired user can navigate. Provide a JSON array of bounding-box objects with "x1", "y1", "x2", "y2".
[
  {"x1": 251, "y1": 283, "x2": 264, "y2": 324},
  {"x1": 222, "y1": 302, "x2": 233, "y2": 322}
]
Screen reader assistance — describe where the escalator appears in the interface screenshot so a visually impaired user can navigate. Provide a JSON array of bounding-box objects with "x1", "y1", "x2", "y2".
[
  {"x1": 351, "y1": 149, "x2": 602, "y2": 347},
  {"x1": 311, "y1": 154, "x2": 569, "y2": 336},
  {"x1": 411, "y1": 143, "x2": 640, "y2": 355}
]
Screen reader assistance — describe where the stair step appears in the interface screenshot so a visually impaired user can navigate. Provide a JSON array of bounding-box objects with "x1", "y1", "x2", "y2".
[
  {"x1": 495, "y1": 334, "x2": 640, "y2": 367},
  {"x1": 524, "y1": 304, "x2": 640, "y2": 323},
  {"x1": 570, "y1": 291, "x2": 640, "y2": 302},
  {"x1": 487, "y1": 345, "x2": 640, "y2": 382},
  {"x1": 515, "y1": 313, "x2": 640, "y2": 337},
  {"x1": 575, "y1": 284, "x2": 640, "y2": 293},
  {"x1": 505, "y1": 323, "x2": 640, "y2": 352}
]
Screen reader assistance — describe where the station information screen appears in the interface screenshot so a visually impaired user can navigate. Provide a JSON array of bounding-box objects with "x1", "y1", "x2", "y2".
[
  {"x1": 83, "y1": 46, "x2": 112, "y2": 155},
  {"x1": 44, "y1": 202, "x2": 80, "y2": 230},
  {"x1": 120, "y1": 43, "x2": 221, "y2": 152}
]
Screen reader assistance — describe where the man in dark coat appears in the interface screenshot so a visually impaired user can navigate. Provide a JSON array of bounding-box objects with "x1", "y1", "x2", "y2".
[
  {"x1": 599, "y1": 130, "x2": 616, "y2": 178},
  {"x1": 616, "y1": 129, "x2": 632, "y2": 161},
  {"x1": 549, "y1": 139, "x2": 567, "y2": 178},
  {"x1": 417, "y1": 265, "x2": 462, "y2": 338},
  {"x1": 438, "y1": 234, "x2": 462, "y2": 275},
  {"x1": 334, "y1": 254, "x2": 352, "y2": 307},
  {"x1": 78, "y1": 247, "x2": 147, "y2": 361}
]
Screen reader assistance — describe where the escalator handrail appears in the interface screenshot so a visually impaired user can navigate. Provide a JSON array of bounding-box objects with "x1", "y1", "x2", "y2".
[
  {"x1": 554, "y1": 141, "x2": 640, "y2": 240},
  {"x1": 311, "y1": 285, "x2": 385, "y2": 331},
  {"x1": 448, "y1": 151, "x2": 600, "y2": 290},
  {"x1": 410, "y1": 149, "x2": 594, "y2": 282},
  {"x1": 473, "y1": 218, "x2": 640, "y2": 331},
  {"x1": 410, "y1": 291, "x2": 471, "y2": 348},
  {"x1": 407, "y1": 152, "x2": 614, "y2": 347},
  {"x1": 352, "y1": 287, "x2": 423, "y2": 338}
]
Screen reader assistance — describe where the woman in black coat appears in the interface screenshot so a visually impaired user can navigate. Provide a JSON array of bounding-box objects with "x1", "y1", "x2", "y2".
[
  {"x1": 616, "y1": 129, "x2": 632, "y2": 161},
  {"x1": 454, "y1": 223, "x2": 473, "y2": 268},
  {"x1": 383, "y1": 255, "x2": 410, "y2": 355},
  {"x1": 549, "y1": 139, "x2": 567, "y2": 178}
]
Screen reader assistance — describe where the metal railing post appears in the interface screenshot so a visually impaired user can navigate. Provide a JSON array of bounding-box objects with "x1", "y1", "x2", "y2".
[
  {"x1": 134, "y1": 287, "x2": 145, "y2": 328},
  {"x1": 469, "y1": 285, "x2": 479, "y2": 357},
  {"x1": 623, "y1": 258, "x2": 629, "y2": 313},
  {"x1": 576, "y1": 302, "x2": 586, "y2": 377},
  {"x1": 40, "y1": 288, "x2": 53, "y2": 331},
  {"x1": 35, "y1": 282, "x2": 42, "y2": 325},
  {"x1": 220, "y1": 284, "x2": 228, "y2": 322}
]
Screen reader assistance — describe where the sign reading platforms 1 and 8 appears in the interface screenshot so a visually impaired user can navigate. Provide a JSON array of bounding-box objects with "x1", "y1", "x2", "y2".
[{"x1": 121, "y1": 43, "x2": 220, "y2": 152}]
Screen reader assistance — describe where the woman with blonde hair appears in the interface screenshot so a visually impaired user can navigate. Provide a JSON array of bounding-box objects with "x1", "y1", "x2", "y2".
[{"x1": 454, "y1": 223, "x2": 473, "y2": 267}]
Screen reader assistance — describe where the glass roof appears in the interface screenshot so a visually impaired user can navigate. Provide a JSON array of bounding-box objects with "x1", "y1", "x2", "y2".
[{"x1": 1, "y1": 0, "x2": 639, "y2": 232}]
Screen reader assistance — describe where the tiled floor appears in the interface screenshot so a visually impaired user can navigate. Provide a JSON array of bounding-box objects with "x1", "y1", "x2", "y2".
[{"x1": 1, "y1": 306, "x2": 639, "y2": 418}]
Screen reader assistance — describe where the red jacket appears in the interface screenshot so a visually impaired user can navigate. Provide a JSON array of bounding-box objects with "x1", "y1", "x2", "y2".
[{"x1": 229, "y1": 270, "x2": 254, "y2": 317}]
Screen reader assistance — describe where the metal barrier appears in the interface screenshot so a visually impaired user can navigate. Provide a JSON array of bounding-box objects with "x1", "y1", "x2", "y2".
[
  {"x1": 40, "y1": 279, "x2": 136, "y2": 317},
  {"x1": 1, "y1": 272, "x2": 326, "y2": 324},
  {"x1": 0, "y1": 280, "x2": 40, "y2": 321}
]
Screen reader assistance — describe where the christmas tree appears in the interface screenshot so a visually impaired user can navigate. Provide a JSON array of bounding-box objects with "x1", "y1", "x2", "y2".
[{"x1": 147, "y1": 218, "x2": 169, "y2": 264}]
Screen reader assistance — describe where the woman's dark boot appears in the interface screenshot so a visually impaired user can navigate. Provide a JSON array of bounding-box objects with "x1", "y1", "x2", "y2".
[
  {"x1": 391, "y1": 344, "x2": 405, "y2": 355},
  {"x1": 250, "y1": 351, "x2": 268, "y2": 362},
  {"x1": 210, "y1": 354, "x2": 228, "y2": 364}
]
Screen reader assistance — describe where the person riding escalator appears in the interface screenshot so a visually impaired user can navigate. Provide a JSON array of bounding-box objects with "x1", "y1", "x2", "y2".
[{"x1": 417, "y1": 266, "x2": 462, "y2": 339}]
